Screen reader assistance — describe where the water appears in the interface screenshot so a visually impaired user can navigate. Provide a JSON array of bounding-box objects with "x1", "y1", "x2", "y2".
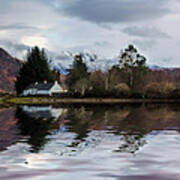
[{"x1": 0, "y1": 104, "x2": 180, "y2": 180}]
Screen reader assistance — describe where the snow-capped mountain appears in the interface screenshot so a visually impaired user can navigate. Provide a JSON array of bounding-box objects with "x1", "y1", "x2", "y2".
[
  {"x1": 148, "y1": 64, "x2": 164, "y2": 70},
  {"x1": 49, "y1": 51, "x2": 120, "y2": 74},
  {"x1": 49, "y1": 51, "x2": 167, "y2": 74}
]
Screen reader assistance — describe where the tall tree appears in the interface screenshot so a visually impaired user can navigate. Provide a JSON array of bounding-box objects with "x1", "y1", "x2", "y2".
[
  {"x1": 15, "y1": 46, "x2": 55, "y2": 94},
  {"x1": 66, "y1": 54, "x2": 90, "y2": 95},
  {"x1": 119, "y1": 45, "x2": 148, "y2": 90}
]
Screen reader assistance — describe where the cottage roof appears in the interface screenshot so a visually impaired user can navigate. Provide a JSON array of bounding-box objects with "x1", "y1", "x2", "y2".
[{"x1": 25, "y1": 82, "x2": 54, "y2": 91}]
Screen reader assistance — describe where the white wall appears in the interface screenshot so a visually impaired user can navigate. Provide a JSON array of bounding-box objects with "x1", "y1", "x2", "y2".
[
  {"x1": 36, "y1": 90, "x2": 50, "y2": 96},
  {"x1": 49, "y1": 82, "x2": 63, "y2": 95}
]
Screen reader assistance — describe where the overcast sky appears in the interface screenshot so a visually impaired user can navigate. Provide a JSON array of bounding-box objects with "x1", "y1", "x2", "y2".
[{"x1": 0, "y1": 0, "x2": 180, "y2": 67}]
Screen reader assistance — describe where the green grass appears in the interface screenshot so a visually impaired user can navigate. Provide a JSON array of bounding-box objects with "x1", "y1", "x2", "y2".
[
  {"x1": 6, "y1": 97, "x2": 54, "y2": 104},
  {"x1": 3, "y1": 96, "x2": 180, "y2": 105}
]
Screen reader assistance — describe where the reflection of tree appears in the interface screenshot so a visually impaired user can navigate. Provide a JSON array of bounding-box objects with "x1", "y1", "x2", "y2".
[
  {"x1": 17, "y1": 104, "x2": 177, "y2": 155},
  {"x1": 16, "y1": 107, "x2": 56, "y2": 153},
  {"x1": 67, "y1": 107, "x2": 92, "y2": 143},
  {"x1": 145, "y1": 104, "x2": 176, "y2": 122},
  {"x1": 66, "y1": 105, "x2": 150, "y2": 153},
  {"x1": 113, "y1": 107, "x2": 150, "y2": 154},
  {"x1": 74, "y1": 105, "x2": 130, "y2": 130},
  {"x1": 114, "y1": 134, "x2": 146, "y2": 154},
  {"x1": 68, "y1": 105, "x2": 180, "y2": 154},
  {"x1": 66, "y1": 106, "x2": 130, "y2": 150}
]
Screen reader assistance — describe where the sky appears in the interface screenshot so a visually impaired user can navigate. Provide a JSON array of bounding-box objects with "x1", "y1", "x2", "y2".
[{"x1": 0, "y1": 0, "x2": 180, "y2": 67}]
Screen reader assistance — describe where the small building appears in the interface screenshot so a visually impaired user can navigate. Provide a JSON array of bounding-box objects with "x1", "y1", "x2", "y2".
[{"x1": 23, "y1": 81, "x2": 67, "y2": 96}]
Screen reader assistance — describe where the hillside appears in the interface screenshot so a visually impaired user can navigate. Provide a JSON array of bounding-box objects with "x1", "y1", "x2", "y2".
[{"x1": 0, "y1": 48, "x2": 22, "y2": 93}]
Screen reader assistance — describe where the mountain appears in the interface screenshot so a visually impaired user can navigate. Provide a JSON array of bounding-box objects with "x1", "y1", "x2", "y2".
[
  {"x1": 148, "y1": 64, "x2": 163, "y2": 70},
  {"x1": 50, "y1": 52, "x2": 120, "y2": 73},
  {"x1": 50, "y1": 51, "x2": 172, "y2": 73},
  {"x1": 0, "y1": 48, "x2": 22, "y2": 93},
  {"x1": 51, "y1": 62, "x2": 70, "y2": 75}
]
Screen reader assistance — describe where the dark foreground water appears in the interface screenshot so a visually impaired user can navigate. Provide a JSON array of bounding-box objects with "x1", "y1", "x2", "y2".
[{"x1": 0, "y1": 104, "x2": 180, "y2": 180}]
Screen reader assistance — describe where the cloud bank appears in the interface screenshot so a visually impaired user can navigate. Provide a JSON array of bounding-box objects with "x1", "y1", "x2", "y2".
[{"x1": 0, "y1": 0, "x2": 179, "y2": 67}]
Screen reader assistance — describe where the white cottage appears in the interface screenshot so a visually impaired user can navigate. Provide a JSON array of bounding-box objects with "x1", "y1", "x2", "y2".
[{"x1": 23, "y1": 81, "x2": 67, "y2": 96}]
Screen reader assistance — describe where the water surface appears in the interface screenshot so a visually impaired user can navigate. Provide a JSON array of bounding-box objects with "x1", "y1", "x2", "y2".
[{"x1": 0, "y1": 104, "x2": 180, "y2": 180}]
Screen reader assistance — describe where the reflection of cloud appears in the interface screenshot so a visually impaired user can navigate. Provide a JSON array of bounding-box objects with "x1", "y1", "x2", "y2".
[
  {"x1": 44, "y1": 130, "x2": 123, "y2": 156},
  {"x1": 23, "y1": 153, "x2": 56, "y2": 169}
]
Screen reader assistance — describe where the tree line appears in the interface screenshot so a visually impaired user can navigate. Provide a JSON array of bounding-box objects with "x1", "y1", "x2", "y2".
[{"x1": 15, "y1": 45, "x2": 180, "y2": 98}]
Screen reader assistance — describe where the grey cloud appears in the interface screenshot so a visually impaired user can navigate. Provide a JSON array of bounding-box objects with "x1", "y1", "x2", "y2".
[
  {"x1": 0, "y1": 40, "x2": 30, "y2": 51},
  {"x1": 0, "y1": 23, "x2": 38, "y2": 31},
  {"x1": 99, "y1": 24, "x2": 113, "y2": 30},
  {"x1": 0, "y1": 40, "x2": 30, "y2": 58},
  {"x1": 133, "y1": 39, "x2": 157, "y2": 50},
  {"x1": 123, "y1": 26, "x2": 170, "y2": 39},
  {"x1": 46, "y1": 50, "x2": 73, "y2": 62},
  {"x1": 94, "y1": 41, "x2": 110, "y2": 47},
  {"x1": 58, "y1": 0, "x2": 170, "y2": 23},
  {"x1": 98, "y1": 173, "x2": 179, "y2": 180}
]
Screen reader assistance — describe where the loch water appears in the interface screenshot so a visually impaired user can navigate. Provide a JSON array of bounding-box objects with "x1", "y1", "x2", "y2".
[{"x1": 0, "y1": 104, "x2": 180, "y2": 180}]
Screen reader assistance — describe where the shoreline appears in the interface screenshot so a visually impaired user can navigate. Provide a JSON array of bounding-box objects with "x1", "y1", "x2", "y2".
[{"x1": 1, "y1": 97, "x2": 180, "y2": 105}]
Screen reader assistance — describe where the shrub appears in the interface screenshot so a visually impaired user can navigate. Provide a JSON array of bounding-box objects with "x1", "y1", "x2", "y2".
[
  {"x1": 172, "y1": 85, "x2": 180, "y2": 98},
  {"x1": 145, "y1": 82, "x2": 175, "y2": 98},
  {"x1": 114, "y1": 83, "x2": 131, "y2": 97},
  {"x1": 161, "y1": 82, "x2": 175, "y2": 94}
]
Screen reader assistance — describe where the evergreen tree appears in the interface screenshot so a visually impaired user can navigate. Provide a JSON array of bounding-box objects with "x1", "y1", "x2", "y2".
[
  {"x1": 15, "y1": 46, "x2": 55, "y2": 94},
  {"x1": 66, "y1": 54, "x2": 90, "y2": 95},
  {"x1": 119, "y1": 45, "x2": 148, "y2": 90}
]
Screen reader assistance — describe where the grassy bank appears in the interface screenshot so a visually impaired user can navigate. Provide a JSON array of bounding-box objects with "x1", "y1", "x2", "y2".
[
  {"x1": 0, "y1": 97, "x2": 12, "y2": 107},
  {"x1": 4, "y1": 97, "x2": 180, "y2": 105}
]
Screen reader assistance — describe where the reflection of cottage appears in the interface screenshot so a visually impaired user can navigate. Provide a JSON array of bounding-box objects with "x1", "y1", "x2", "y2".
[
  {"x1": 23, "y1": 81, "x2": 67, "y2": 96},
  {"x1": 22, "y1": 105, "x2": 67, "y2": 120}
]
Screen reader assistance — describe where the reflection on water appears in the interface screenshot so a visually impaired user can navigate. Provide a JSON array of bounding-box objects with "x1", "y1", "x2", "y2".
[
  {"x1": 0, "y1": 108, "x2": 20, "y2": 151},
  {"x1": 16, "y1": 105, "x2": 67, "y2": 153},
  {"x1": 0, "y1": 104, "x2": 180, "y2": 179}
]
